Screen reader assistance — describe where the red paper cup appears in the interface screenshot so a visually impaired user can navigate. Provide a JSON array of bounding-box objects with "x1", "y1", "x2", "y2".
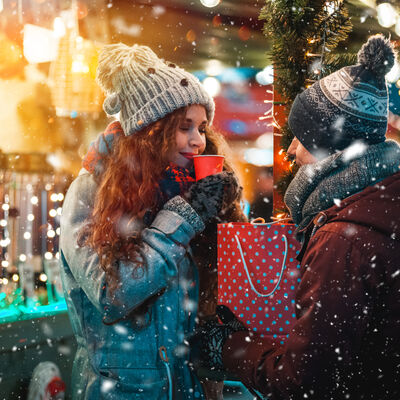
[{"x1": 193, "y1": 155, "x2": 224, "y2": 181}]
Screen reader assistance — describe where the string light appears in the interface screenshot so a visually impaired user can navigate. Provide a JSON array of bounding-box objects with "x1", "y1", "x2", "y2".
[
  {"x1": 39, "y1": 273, "x2": 48, "y2": 282},
  {"x1": 47, "y1": 230, "x2": 56, "y2": 238},
  {"x1": 2, "y1": 204, "x2": 9, "y2": 211},
  {"x1": 19, "y1": 254, "x2": 27, "y2": 262},
  {"x1": 306, "y1": 52, "x2": 322, "y2": 57},
  {"x1": 262, "y1": 108, "x2": 273, "y2": 116},
  {"x1": 376, "y1": 3, "x2": 397, "y2": 28},
  {"x1": 0, "y1": 238, "x2": 10, "y2": 247},
  {"x1": 324, "y1": 1, "x2": 337, "y2": 16},
  {"x1": 267, "y1": 120, "x2": 282, "y2": 130},
  {"x1": 205, "y1": 59, "x2": 224, "y2": 76},
  {"x1": 200, "y1": 0, "x2": 220, "y2": 7},
  {"x1": 24, "y1": 232, "x2": 32, "y2": 240},
  {"x1": 53, "y1": 17, "x2": 66, "y2": 38},
  {"x1": 50, "y1": 193, "x2": 59, "y2": 202},
  {"x1": 203, "y1": 77, "x2": 221, "y2": 97},
  {"x1": 44, "y1": 252, "x2": 53, "y2": 260},
  {"x1": 12, "y1": 274, "x2": 19, "y2": 282},
  {"x1": 272, "y1": 117, "x2": 281, "y2": 129},
  {"x1": 30, "y1": 196, "x2": 39, "y2": 205},
  {"x1": 72, "y1": 58, "x2": 90, "y2": 74}
]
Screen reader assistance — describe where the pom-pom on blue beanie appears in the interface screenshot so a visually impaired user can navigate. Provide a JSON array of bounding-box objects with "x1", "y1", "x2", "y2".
[{"x1": 288, "y1": 34, "x2": 396, "y2": 159}]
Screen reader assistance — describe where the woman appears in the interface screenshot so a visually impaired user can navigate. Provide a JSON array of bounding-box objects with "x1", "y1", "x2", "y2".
[{"x1": 59, "y1": 43, "x2": 246, "y2": 399}]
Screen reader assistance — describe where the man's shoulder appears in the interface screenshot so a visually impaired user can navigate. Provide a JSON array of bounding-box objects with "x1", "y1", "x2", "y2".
[
  {"x1": 304, "y1": 171, "x2": 400, "y2": 258},
  {"x1": 321, "y1": 171, "x2": 399, "y2": 231}
]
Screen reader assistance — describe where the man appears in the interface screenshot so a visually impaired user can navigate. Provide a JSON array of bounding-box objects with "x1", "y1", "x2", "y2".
[{"x1": 191, "y1": 35, "x2": 400, "y2": 399}]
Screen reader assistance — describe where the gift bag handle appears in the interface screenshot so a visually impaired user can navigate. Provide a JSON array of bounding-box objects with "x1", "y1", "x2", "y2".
[
  {"x1": 234, "y1": 232, "x2": 288, "y2": 298},
  {"x1": 250, "y1": 217, "x2": 292, "y2": 225}
]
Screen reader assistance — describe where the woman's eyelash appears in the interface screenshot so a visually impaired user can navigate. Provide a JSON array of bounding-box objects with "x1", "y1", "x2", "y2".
[{"x1": 180, "y1": 126, "x2": 207, "y2": 133}]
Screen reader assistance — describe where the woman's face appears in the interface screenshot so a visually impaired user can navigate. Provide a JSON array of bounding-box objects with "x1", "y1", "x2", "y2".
[{"x1": 168, "y1": 104, "x2": 207, "y2": 168}]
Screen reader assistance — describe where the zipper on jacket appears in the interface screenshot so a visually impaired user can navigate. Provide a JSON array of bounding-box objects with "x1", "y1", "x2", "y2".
[{"x1": 159, "y1": 346, "x2": 173, "y2": 400}]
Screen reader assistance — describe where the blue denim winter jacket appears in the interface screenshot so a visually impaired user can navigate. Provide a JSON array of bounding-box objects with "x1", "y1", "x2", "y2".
[{"x1": 59, "y1": 169, "x2": 206, "y2": 399}]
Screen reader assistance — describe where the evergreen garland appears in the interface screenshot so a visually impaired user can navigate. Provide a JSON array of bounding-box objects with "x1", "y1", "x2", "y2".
[{"x1": 259, "y1": 0, "x2": 353, "y2": 208}]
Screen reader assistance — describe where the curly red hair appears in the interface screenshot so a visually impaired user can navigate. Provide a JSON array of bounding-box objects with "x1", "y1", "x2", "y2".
[{"x1": 79, "y1": 106, "x2": 236, "y2": 292}]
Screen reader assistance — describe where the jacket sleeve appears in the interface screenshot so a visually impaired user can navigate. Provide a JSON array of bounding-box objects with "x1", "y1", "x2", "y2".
[
  {"x1": 222, "y1": 227, "x2": 372, "y2": 399},
  {"x1": 60, "y1": 173, "x2": 204, "y2": 325}
]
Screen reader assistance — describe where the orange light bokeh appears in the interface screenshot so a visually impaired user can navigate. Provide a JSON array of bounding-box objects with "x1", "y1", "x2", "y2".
[
  {"x1": 212, "y1": 15, "x2": 222, "y2": 27},
  {"x1": 77, "y1": 2, "x2": 88, "y2": 20},
  {"x1": 238, "y1": 26, "x2": 251, "y2": 41},
  {"x1": 186, "y1": 29, "x2": 196, "y2": 42}
]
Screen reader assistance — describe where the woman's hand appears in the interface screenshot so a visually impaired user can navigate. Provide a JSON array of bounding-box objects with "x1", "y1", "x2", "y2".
[{"x1": 184, "y1": 172, "x2": 242, "y2": 224}]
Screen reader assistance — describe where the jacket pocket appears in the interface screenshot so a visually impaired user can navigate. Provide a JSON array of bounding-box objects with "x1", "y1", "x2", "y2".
[
  {"x1": 99, "y1": 318, "x2": 159, "y2": 369},
  {"x1": 98, "y1": 367, "x2": 169, "y2": 399}
]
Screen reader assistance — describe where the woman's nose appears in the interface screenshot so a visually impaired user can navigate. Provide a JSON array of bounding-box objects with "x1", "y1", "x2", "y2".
[{"x1": 189, "y1": 130, "x2": 205, "y2": 147}]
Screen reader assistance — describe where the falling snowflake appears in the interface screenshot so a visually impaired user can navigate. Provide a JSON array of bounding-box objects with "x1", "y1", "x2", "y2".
[
  {"x1": 342, "y1": 141, "x2": 367, "y2": 162},
  {"x1": 333, "y1": 198, "x2": 341, "y2": 207},
  {"x1": 101, "y1": 379, "x2": 116, "y2": 393},
  {"x1": 114, "y1": 324, "x2": 128, "y2": 335}
]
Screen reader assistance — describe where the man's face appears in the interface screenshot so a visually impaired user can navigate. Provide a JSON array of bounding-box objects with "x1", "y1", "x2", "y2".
[{"x1": 287, "y1": 137, "x2": 317, "y2": 166}]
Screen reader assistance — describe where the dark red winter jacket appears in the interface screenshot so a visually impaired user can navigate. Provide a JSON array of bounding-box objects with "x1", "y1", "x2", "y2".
[{"x1": 222, "y1": 171, "x2": 400, "y2": 400}]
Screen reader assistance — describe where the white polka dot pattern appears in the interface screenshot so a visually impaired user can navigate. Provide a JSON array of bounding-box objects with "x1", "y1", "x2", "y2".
[{"x1": 217, "y1": 223, "x2": 301, "y2": 344}]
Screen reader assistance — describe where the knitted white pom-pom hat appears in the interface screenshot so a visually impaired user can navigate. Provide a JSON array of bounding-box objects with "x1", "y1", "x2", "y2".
[{"x1": 96, "y1": 43, "x2": 215, "y2": 136}]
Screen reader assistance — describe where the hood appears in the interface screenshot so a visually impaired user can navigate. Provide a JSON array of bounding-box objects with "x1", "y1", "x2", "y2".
[
  {"x1": 322, "y1": 171, "x2": 400, "y2": 241},
  {"x1": 82, "y1": 120, "x2": 124, "y2": 175}
]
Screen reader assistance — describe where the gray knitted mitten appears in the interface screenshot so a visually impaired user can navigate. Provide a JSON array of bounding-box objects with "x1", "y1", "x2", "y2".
[{"x1": 185, "y1": 172, "x2": 242, "y2": 224}]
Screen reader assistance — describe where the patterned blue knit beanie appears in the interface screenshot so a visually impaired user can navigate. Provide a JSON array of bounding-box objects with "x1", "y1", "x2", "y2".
[
  {"x1": 96, "y1": 43, "x2": 215, "y2": 136},
  {"x1": 288, "y1": 35, "x2": 396, "y2": 159}
]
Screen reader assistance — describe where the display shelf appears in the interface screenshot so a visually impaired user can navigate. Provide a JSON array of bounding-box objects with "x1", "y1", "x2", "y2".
[{"x1": 0, "y1": 300, "x2": 67, "y2": 324}]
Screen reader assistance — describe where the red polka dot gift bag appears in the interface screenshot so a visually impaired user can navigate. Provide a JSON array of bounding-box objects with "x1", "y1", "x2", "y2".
[{"x1": 217, "y1": 220, "x2": 302, "y2": 343}]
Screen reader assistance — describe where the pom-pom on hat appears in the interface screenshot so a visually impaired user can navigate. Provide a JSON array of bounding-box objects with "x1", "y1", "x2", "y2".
[
  {"x1": 288, "y1": 34, "x2": 396, "y2": 159},
  {"x1": 96, "y1": 43, "x2": 215, "y2": 136}
]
